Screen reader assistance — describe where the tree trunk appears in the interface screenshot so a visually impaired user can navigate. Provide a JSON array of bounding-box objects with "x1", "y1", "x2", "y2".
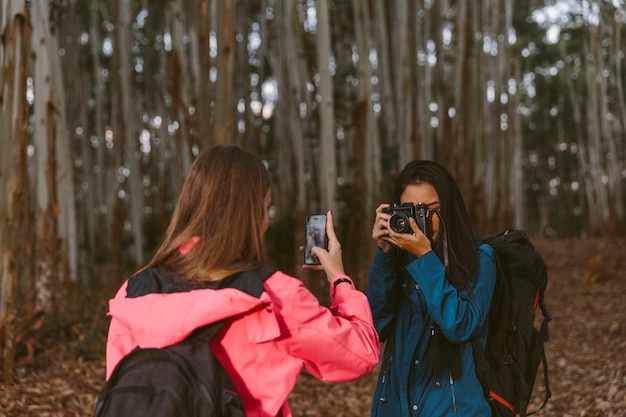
[
  {"x1": 214, "y1": 0, "x2": 235, "y2": 144},
  {"x1": 600, "y1": 5, "x2": 624, "y2": 229},
  {"x1": 349, "y1": 0, "x2": 381, "y2": 283},
  {"x1": 372, "y1": 1, "x2": 397, "y2": 169},
  {"x1": 0, "y1": 6, "x2": 31, "y2": 382},
  {"x1": 584, "y1": 28, "x2": 610, "y2": 233},
  {"x1": 561, "y1": 41, "x2": 593, "y2": 237},
  {"x1": 114, "y1": 0, "x2": 143, "y2": 267},
  {"x1": 31, "y1": 0, "x2": 57, "y2": 313},
  {"x1": 511, "y1": 52, "x2": 524, "y2": 229},
  {"x1": 191, "y1": 0, "x2": 213, "y2": 147},
  {"x1": 316, "y1": 0, "x2": 337, "y2": 214},
  {"x1": 451, "y1": 0, "x2": 478, "y2": 210},
  {"x1": 234, "y1": 0, "x2": 252, "y2": 149},
  {"x1": 394, "y1": 0, "x2": 413, "y2": 168},
  {"x1": 612, "y1": 9, "x2": 626, "y2": 229}
]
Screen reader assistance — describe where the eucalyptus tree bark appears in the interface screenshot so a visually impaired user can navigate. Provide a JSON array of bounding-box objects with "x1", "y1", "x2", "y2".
[
  {"x1": 352, "y1": 0, "x2": 380, "y2": 207},
  {"x1": 214, "y1": 0, "x2": 235, "y2": 144},
  {"x1": 275, "y1": 0, "x2": 306, "y2": 214},
  {"x1": 267, "y1": 0, "x2": 296, "y2": 214},
  {"x1": 87, "y1": 0, "x2": 107, "y2": 269},
  {"x1": 234, "y1": 0, "x2": 252, "y2": 149},
  {"x1": 30, "y1": 1, "x2": 77, "y2": 285},
  {"x1": 315, "y1": 0, "x2": 337, "y2": 214},
  {"x1": 191, "y1": 0, "x2": 213, "y2": 147},
  {"x1": 609, "y1": 11, "x2": 626, "y2": 228},
  {"x1": 451, "y1": 0, "x2": 471, "y2": 198},
  {"x1": 0, "y1": 5, "x2": 31, "y2": 383},
  {"x1": 561, "y1": 42, "x2": 594, "y2": 237},
  {"x1": 432, "y1": 0, "x2": 452, "y2": 167},
  {"x1": 405, "y1": 2, "x2": 421, "y2": 164},
  {"x1": 347, "y1": 0, "x2": 383, "y2": 282},
  {"x1": 393, "y1": 0, "x2": 413, "y2": 168},
  {"x1": 584, "y1": 28, "x2": 611, "y2": 233},
  {"x1": 480, "y1": 1, "x2": 499, "y2": 224},
  {"x1": 114, "y1": 0, "x2": 144, "y2": 267},
  {"x1": 167, "y1": 0, "x2": 195, "y2": 195},
  {"x1": 152, "y1": 4, "x2": 188, "y2": 236},
  {"x1": 494, "y1": 0, "x2": 512, "y2": 228},
  {"x1": 30, "y1": 0, "x2": 61, "y2": 311},
  {"x1": 417, "y1": 2, "x2": 435, "y2": 159},
  {"x1": 511, "y1": 53, "x2": 524, "y2": 229},
  {"x1": 372, "y1": 0, "x2": 397, "y2": 169},
  {"x1": 505, "y1": 0, "x2": 519, "y2": 226},
  {"x1": 48, "y1": 16, "x2": 76, "y2": 285},
  {"x1": 593, "y1": 8, "x2": 623, "y2": 231},
  {"x1": 469, "y1": 3, "x2": 486, "y2": 227},
  {"x1": 601, "y1": 6, "x2": 624, "y2": 227},
  {"x1": 58, "y1": 2, "x2": 93, "y2": 281}
]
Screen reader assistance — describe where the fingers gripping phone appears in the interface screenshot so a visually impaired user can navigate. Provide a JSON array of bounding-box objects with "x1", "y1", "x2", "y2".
[{"x1": 304, "y1": 214, "x2": 327, "y2": 265}]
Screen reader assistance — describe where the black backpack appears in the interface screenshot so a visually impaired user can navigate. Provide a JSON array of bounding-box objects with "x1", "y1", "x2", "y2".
[
  {"x1": 473, "y1": 229, "x2": 552, "y2": 417},
  {"x1": 92, "y1": 265, "x2": 277, "y2": 417}
]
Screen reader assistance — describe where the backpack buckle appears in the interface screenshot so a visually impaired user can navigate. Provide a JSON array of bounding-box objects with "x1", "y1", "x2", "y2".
[
  {"x1": 502, "y1": 354, "x2": 513, "y2": 365},
  {"x1": 506, "y1": 320, "x2": 517, "y2": 332}
]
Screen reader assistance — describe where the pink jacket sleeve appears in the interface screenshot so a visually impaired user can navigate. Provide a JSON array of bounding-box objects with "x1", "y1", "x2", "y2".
[{"x1": 273, "y1": 274, "x2": 380, "y2": 382}]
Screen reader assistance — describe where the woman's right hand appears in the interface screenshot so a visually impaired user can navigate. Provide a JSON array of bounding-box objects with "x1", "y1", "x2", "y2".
[
  {"x1": 372, "y1": 204, "x2": 395, "y2": 253},
  {"x1": 302, "y1": 211, "x2": 346, "y2": 283}
]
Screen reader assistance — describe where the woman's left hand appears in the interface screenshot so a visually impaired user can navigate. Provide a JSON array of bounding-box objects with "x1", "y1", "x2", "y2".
[{"x1": 387, "y1": 217, "x2": 432, "y2": 257}]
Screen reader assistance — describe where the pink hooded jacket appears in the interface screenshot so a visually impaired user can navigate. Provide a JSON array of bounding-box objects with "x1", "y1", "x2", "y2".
[{"x1": 105, "y1": 270, "x2": 380, "y2": 417}]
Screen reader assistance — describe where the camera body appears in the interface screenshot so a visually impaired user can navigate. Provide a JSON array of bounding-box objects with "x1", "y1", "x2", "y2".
[{"x1": 383, "y1": 202, "x2": 431, "y2": 235}]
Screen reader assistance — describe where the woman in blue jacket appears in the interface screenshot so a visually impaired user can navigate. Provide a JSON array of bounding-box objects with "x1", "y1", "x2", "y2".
[{"x1": 368, "y1": 160, "x2": 497, "y2": 417}]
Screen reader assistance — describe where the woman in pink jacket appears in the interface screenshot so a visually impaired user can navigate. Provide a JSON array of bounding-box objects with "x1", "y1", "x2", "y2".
[{"x1": 104, "y1": 144, "x2": 380, "y2": 417}]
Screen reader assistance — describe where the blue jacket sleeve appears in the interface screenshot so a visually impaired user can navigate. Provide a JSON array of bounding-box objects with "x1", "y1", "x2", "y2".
[
  {"x1": 408, "y1": 245, "x2": 496, "y2": 343},
  {"x1": 367, "y1": 248, "x2": 399, "y2": 342}
]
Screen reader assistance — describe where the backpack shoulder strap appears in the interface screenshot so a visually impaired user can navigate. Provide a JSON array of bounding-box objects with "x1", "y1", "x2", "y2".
[
  {"x1": 471, "y1": 338, "x2": 490, "y2": 377},
  {"x1": 189, "y1": 265, "x2": 277, "y2": 342},
  {"x1": 227, "y1": 265, "x2": 277, "y2": 298}
]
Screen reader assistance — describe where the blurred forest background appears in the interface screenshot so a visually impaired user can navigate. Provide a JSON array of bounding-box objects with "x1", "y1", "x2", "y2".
[{"x1": 0, "y1": 0, "x2": 625, "y2": 386}]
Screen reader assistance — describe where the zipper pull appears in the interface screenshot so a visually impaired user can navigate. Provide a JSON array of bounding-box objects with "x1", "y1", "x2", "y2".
[{"x1": 449, "y1": 372, "x2": 457, "y2": 414}]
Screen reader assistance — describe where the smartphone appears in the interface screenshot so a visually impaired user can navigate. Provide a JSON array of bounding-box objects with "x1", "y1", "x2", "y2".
[{"x1": 304, "y1": 214, "x2": 327, "y2": 265}]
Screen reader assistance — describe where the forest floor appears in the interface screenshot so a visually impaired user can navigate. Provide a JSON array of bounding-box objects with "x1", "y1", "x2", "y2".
[{"x1": 1, "y1": 236, "x2": 625, "y2": 417}]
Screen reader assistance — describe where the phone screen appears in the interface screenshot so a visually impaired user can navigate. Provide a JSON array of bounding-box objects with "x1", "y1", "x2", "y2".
[{"x1": 304, "y1": 214, "x2": 327, "y2": 265}]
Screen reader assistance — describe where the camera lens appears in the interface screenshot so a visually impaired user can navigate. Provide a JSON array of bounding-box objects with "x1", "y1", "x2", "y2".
[{"x1": 389, "y1": 213, "x2": 410, "y2": 233}]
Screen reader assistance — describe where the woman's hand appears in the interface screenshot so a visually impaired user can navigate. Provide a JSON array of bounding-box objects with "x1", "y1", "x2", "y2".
[
  {"x1": 372, "y1": 204, "x2": 432, "y2": 257},
  {"x1": 301, "y1": 211, "x2": 345, "y2": 283},
  {"x1": 371, "y1": 204, "x2": 395, "y2": 253},
  {"x1": 387, "y1": 217, "x2": 432, "y2": 257}
]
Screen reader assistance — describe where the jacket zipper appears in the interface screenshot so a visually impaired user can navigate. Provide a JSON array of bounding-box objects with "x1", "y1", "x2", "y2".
[
  {"x1": 379, "y1": 351, "x2": 392, "y2": 402},
  {"x1": 449, "y1": 372, "x2": 457, "y2": 414}
]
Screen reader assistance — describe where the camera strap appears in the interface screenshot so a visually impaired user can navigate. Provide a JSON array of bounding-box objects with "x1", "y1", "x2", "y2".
[{"x1": 432, "y1": 210, "x2": 449, "y2": 267}]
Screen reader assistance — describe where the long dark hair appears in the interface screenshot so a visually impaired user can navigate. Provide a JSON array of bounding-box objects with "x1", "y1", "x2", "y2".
[{"x1": 393, "y1": 160, "x2": 478, "y2": 378}]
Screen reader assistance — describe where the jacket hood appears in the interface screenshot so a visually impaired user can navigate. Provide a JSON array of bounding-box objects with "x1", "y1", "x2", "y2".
[{"x1": 108, "y1": 268, "x2": 272, "y2": 348}]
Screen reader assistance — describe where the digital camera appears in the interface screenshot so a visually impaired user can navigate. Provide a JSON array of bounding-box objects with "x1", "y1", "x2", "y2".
[{"x1": 383, "y1": 202, "x2": 431, "y2": 235}]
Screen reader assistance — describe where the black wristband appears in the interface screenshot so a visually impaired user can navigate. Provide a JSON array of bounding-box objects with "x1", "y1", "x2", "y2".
[{"x1": 333, "y1": 277, "x2": 353, "y2": 288}]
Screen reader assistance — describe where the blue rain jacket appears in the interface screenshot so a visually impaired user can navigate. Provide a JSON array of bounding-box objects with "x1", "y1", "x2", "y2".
[{"x1": 368, "y1": 244, "x2": 496, "y2": 417}]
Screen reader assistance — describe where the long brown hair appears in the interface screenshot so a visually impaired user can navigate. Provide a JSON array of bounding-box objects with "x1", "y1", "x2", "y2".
[{"x1": 144, "y1": 144, "x2": 271, "y2": 281}]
